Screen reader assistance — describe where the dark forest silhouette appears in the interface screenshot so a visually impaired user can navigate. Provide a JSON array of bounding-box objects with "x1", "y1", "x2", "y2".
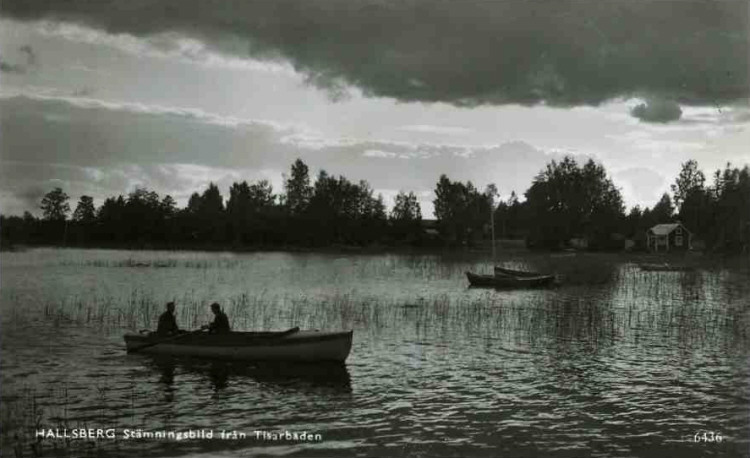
[{"x1": 2, "y1": 157, "x2": 749, "y2": 252}]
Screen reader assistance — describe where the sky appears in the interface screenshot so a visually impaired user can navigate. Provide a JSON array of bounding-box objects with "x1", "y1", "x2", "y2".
[{"x1": 1, "y1": 0, "x2": 749, "y2": 218}]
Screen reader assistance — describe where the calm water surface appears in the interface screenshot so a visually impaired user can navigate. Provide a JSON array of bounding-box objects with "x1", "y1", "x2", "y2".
[{"x1": 1, "y1": 248, "x2": 749, "y2": 457}]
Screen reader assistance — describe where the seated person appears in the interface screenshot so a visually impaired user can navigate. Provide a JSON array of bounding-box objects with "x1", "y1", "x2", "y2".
[
  {"x1": 156, "y1": 302, "x2": 180, "y2": 335},
  {"x1": 201, "y1": 302, "x2": 231, "y2": 334}
]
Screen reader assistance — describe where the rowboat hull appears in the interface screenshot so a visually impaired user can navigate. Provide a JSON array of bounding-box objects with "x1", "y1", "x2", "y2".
[
  {"x1": 639, "y1": 263, "x2": 696, "y2": 272},
  {"x1": 124, "y1": 330, "x2": 353, "y2": 363},
  {"x1": 466, "y1": 271, "x2": 556, "y2": 288},
  {"x1": 494, "y1": 266, "x2": 548, "y2": 278}
]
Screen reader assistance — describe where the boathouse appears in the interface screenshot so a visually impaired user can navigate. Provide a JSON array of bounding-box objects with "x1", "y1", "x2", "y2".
[{"x1": 646, "y1": 222, "x2": 692, "y2": 252}]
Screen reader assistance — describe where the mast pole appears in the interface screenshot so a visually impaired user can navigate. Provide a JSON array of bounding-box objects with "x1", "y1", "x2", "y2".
[{"x1": 490, "y1": 197, "x2": 496, "y2": 261}]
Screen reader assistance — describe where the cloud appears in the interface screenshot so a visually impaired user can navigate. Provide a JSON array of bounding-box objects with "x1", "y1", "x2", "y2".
[
  {"x1": 19, "y1": 44, "x2": 37, "y2": 66},
  {"x1": 3, "y1": 1, "x2": 746, "y2": 107},
  {"x1": 0, "y1": 94, "x2": 574, "y2": 216},
  {"x1": 399, "y1": 125, "x2": 474, "y2": 136},
  {"x1": 0, "y1": 44, "x2": 38, "y2": 74},
  {"x1": 363, "y1": 150, "x2": 397, "y2": 159},
  {"x1": 0, "y1": 91, "x2": 301, "y2": 132},
  {"x1": 31, "y1": 21, "x2": 293, "y2": 74},
  {"x1": 0, "y1": 59, "x2": 26, "y2": 73},
  {"x1": 631, "y1": 99, "x2": 683, "y2": 123},
  {"x1": 615, "y1": 167, "x2": 667, "y2": 207},
  {"x1": 71, "y1": 87, "x2": 95, "y2": 97}
]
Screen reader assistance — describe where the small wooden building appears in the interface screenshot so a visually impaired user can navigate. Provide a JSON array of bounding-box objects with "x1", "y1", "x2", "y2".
[{"x1": 646, "y1": 222, "x2": 692, "y2": 252}]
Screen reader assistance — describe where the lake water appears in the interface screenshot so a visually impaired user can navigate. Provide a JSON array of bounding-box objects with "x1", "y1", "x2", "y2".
[{"x1": 1, "y1": 248, "x2": 749, "y2": 457}]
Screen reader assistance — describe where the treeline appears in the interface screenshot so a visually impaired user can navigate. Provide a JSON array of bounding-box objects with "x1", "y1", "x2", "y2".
[
  {"x1": 1, "y1": 159, "x2": 424, "y2": 249},
  {"x1": 492, "y1": 158, "x2": 750, "y2": 251},
  {"x1": 1, "y1": 157, "x2": 748, "y2": 252}
]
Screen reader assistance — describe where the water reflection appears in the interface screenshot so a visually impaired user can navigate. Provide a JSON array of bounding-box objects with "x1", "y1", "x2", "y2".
[{"x1": 139, "y1": 356, "x2": 352, "y2": 394}]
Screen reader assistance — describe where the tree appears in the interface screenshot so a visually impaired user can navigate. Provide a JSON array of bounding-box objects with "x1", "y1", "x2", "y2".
[
  {"x1": 227, "y1": 181, "x2": 252, "y2": 243},
  {"x1": 433, "y1": 175, "x2": 459, "y2": 226},
  {"x1": 391, "y1": 191, "x2": 422, "y2": 222},
  {"x1": 40, "y1": 187, "x2": 70, "y2": 221},
  {"x1": 197, "y1": 183, "x2": 225, "y2": 243},
  {"x1": 284, "y1": 159, "x2": 313, "y2": 216},
  {"x1": 248, "y1": 180, "x2": 276, "y2": 210},
  {"x1": 73, "y1": 196, "x2": 96, "y2": 223},
  {"x1": 179, "y1": 184, "x2": 226, "y2": 243},
  {"x1": 372, "y1": 194, "x2": 387, "y2": 221},
  {"x1": 624, "y1": 205, "x2": 644, "y2": 238},
  {"x1": 433, "y1": 175, "x2": 491, "y2": 245},
  {"x1": 678, "y1": 188, "x2": 712, "y2": 243},
  {"x1": 524, "y1": 157, "x2": 624, "y2": 249},
  {"x1": 651, "y1": 193, "x2": 675, "y2": 223},
  {"x1": 708, "y1": 164, "x2": 750, "y2": 251},
  {"x1": 160, "y1": 195, "x2": 177, "y2": 218},
  {"x1": 227, "y1": 180, "x2": 278, "y2": 245},
  {"x1": 494, "y1": 191, "x2": 526, "y2": 239},
  {"x1": 96, "y1": 195, "x2": 127, "y2": 242},
  {"x1": 23, "y1": 211, "x2": 36, "y2": 224},
  {"x1": 306, "y1": 171, "x2": 386, "y2": 245},
  {"x1": 123, "y1": 187, "x2": 164, "y2": 242},
  {"x1": 671, "y1": 159, "x2": 706, "y2": 211},
  {"x1": 201, "y1": 183, "x2": 224, "y2": 215},
  {"x1": 186, "y1": 192, "x2": 202, "y2": 215},
  {"x1": 70, "y1": 195, "x2": 97, "y2": 244}
]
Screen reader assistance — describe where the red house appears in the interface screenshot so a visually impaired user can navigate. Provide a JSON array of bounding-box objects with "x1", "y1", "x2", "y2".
[{"x1": 646, "y1": 223, "x2": 692, "y2": 252}]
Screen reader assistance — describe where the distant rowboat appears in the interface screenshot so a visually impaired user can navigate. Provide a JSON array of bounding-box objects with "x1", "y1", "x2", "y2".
[
  {"x1": 494, "y1": 266, "x2": 550, "y2": 278},
  {"x1": 125, "y1": 329, "x2": 353, "y2": 363},
  {"x1": 466, "y1": 271, "x2": 556, "y2": 288},
  {"x1": 639, "y1": 263, "x2": 696, "y2": 272}
]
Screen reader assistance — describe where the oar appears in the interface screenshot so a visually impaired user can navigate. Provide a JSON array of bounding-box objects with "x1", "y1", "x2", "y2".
[{"x1": 128, "y1": 328, "x2": 205, "y2": 353}]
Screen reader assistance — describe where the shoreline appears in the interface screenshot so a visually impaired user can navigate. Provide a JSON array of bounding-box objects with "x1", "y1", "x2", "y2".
[{"x1": 3, "y1": 242, "x2": 748, "y2": 267}]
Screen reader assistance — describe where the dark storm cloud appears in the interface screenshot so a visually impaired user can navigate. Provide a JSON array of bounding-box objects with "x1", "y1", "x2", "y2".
[
  {"x1": 3, "y1": 0, "x2": 747, "y2": 107},
  {"x1": 0, "y1": 59, "x2": 26, "y2": 74},
  {"x1": 631, "y1": 99, "x2": 683, "y2": 123}
]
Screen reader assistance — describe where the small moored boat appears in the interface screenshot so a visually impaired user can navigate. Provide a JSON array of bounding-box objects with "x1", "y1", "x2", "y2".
[
  {"x1": 639, "y1": 263, "x2": 696, "y2": 272},
  {"x1": 494, "y1": 266, "x2": 550, "y2": 278},
  {"x1": 466, "y1": 271, "x2": 556, "y2": 288},
  {"x1": 124, "y1": 329, "x2": 353, "y2": 363}
]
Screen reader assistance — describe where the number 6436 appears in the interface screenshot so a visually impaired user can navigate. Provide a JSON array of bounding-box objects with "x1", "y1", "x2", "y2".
[{"x1": 694, "y1": 431, "x2": 723, "y2": 443}]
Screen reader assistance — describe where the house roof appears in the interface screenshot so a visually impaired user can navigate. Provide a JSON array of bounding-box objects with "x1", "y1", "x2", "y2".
[{"x1": 649, "y1": 223, "x2": 688, "y2": 235}]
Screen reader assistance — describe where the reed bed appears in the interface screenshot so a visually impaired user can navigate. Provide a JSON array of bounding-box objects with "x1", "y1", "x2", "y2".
[
  {"x1": 21, "y1": 279, "x2": 750, "y2": 354},
  {"x1": 58, "y1": 258, "x2": 250, "y2": 269},
  {"x1": 11, "y1": 249, "x2": 750, "y2": 350}
]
